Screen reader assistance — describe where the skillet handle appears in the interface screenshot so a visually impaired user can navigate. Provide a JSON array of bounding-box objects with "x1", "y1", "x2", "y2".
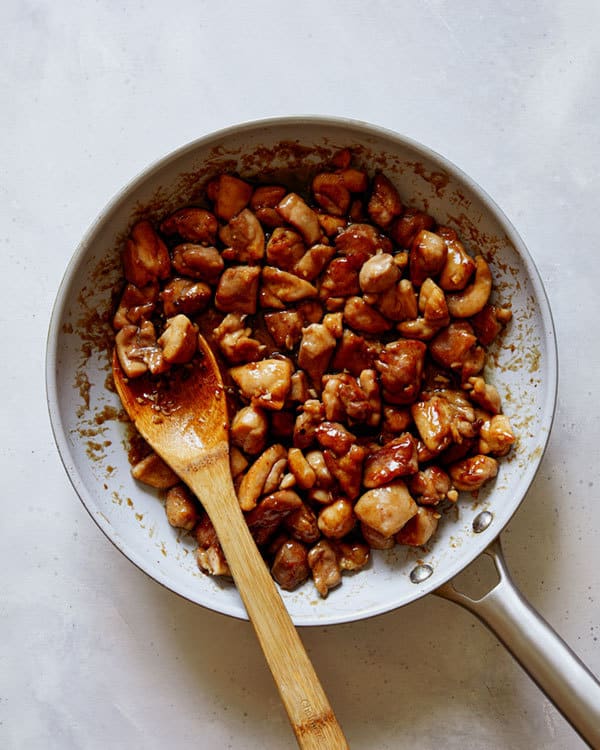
[{"x1": 434, "y1": 536, "x2": 600, "y2": 749}]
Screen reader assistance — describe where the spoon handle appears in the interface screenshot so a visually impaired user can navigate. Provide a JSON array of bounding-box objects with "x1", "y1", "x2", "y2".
[{"x1": 186, "y1": 457, "x2": 349, "y2": 750}]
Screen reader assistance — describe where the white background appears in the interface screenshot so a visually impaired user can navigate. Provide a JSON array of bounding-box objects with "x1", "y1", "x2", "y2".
[{"x1": 2, "y1": 1, "x2": 600, "y2": 748}]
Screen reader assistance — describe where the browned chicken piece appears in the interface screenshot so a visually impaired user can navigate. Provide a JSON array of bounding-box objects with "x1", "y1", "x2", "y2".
[
  {"x1": 276, "y1": 192, "x2": 322, "y2": 246},
  {"x1": 367, "y1": 173, "x2": 403, "y2": 229},
  {"x1": 293, "y1": 244, "x2": 336, "y2": 281},
  {"x1": 409, "y1": 466, "x2": 453, "y2": 505},
  {"x1": 230, "y1": 358, "x2": 293, "y2": 411},
  {"x1": 331, "y1": 148, "x2": 352, "y2": 169},
  {"x1": 271, "y1": 539, "x2": 310, "y2": 590},
  {"x1": 396, "y1": 507, "x2": 440, "y2": 546},
  {"x1": 237, "y1": 444, "x2": 288, "y2": 511},
  {"x1": 317, "y1": 212, "x2": 347, "y2": 237},
  {"x1": 381, "y1": 405, "x2": 413, "y2": 439},
  {"x1": 305, "y1": 449, "x2": 335, "y2": 488},
  {"x1": 335, "y1": 222, "x2": 393, "y2": 261},
  {"x1": 212, "y1": 313, "x2": 265, "y2": 364},
  {"x1": 285, "y1": 502, "x2": 320, "y2": 543},
  {"x1": 430, "y1": 321, "x2": 477, "y2": 371},
  {"x1": 337, "y1": 168, "x2": 369, "y2": 193},
  {"x1": 245, "y1": 490, "x2": 303, "y2": 546},
  {"x1": 288, "y1": 370, "x2": 309, "y2": 403},
  {"x1": 287, "y1": 448, "x2": 317, "y2": 490},
  {"x1": 331, "y1": 329, "x2": 380, "y2": 376},
  {"x1": 360, "y1": 522, "x2": 395, "y2": 550},
  {"x1": 317, "y1": 498, "x2": 356, "y2": 539},
  {"x1": 230, "y1": 404, "x2": 268, "y2": 455},
  {"x1": 409, "y1": 230, "x2": 448, "y2": 287},
  {"x1": 196, "y1": 544, "x2": 231, "y2": 577},
  {"x1": 363, "y1": 433, "x2": 419, "y2": 488},
  {"x1": 470, "y1": 304, "x2": 512, "y2": 345},
  {"x1": 376, "y1": 279, "x2": 418, "y2": 322},
  {"x1": 322, "y1": 372, "x2": 379, "y2": 427},
  {"x1": 355, "y1": 481, "x2": 418, "y2": 537},
  {"x1": 170, "y1": 244, "x2": 224, "y2": 284},
  {"x1": 466, "y1": 376, "x2": 502, "y2": 414},
  {"x1": 315, "y1": 421, "x2": 357, "y2": 456},
  {"x1": 113, "y1": 283, "x2": 158, "y2": 329},
  {"x1": 158, "y1": 314, "x2": 197, "y2": 364},
  {"x1": 160, "y1": 278, "x2": 211, "y2": 317},
  {"x1": 115, "y1": 321, "x2": 166, "y2": 378},
  {"x1": 322, "y1": 312, "x2": 344, "y2": 339},
  {"x1": 448, "y1": 454, "x2": 499, "y2": 491},
  {"x1": 358, "y1": 253, "x2": 399, "y2": 293},
  {"x1": 220, "y1": 208, "x2": 265, "y2": 262},
  {"x1": 122, "y1": 220, "x2": 171, "y2": 288},
  {"x1": 230, "y1": 446, "x2": 249, "y2": 478},
  {"x1": 411, "y1": 395, "x2": 454, "y2": 453},
  {"x1": 419, "y1": 278, "x2": 450, "y2": 323},
  {"x1": 194, "y1": 512, "x2": 219, "y2": 548},
  {"x1": 293, "y1": 399, "x2": 326, "y2": 450},
  {"x1": 165, "y1": 485, "x2": 199, "y2": 530},
  {"x1": 264, "y1": 310, "x2": 304, "y2": 350},
  {"x1": 260, "y1": 266, "x2": 318, "y2": 309},
  {"x1": 212, "y1": 174, "x2": 253, "y2": 221},
  {"x1": 479, "y1": 414, "x2": 515, "y2": 456},
  {"x1": 160, "y1": 207, "x2": 218, "y2": 245},
  {"x1": 375, "y1": 339, "x2": 426, "y2": 405},
  {"x1": 446, "y1": 255, "x2": 492, "y2": 318},
  {"x1": 265, "y1": 227, "x2": 306, "y2": 271},
  {"x1": 390, "y1": 208, "x2": 435, "y2": 248},
  {"x1": 214, "y1": 265, "x2": 260, "y2": 314},
  {"x1": 131, "y1": 451, "x2": 179, "y2": 489},
  {"x1": 323, "y1": 443, "x2": 367, "y2": 499},
  {"x1": 312, "y1": 172, "x2": 351, "y2": 216},
  {"x1": 343, "y1": 296, "x2": 393, "y2": 334},
  {"x1": 307, "y1": 540, "x2": 341, "y2": 597},
  {"x1": 334, "y1": 541, "x2": 370, "y2": 571},
  {"x1": 250, "y1": 185, "x2": 287, "y2": 228},
  {"x1": 437, "y1": 227, "x2": 477, "y2": 291},
  {"x1": 297, "y1": 323, "x2": 336, "y2": 387},
  {"x1": 319, "y1": 256, "x2": 362, "y2": 299}
]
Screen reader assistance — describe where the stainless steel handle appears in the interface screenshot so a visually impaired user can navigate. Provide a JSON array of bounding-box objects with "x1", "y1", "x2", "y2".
[{"x1": 434, "y1": 536, "x2": 600, "y2": 749}]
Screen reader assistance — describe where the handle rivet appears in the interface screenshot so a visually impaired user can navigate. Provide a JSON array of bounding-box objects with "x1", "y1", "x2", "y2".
[
  {"x1": 410, "y1": 563, "x2": 434, "y2": 583},
  {"x1": 472, "y1": 510, "x2": 493, "y2": 533}
]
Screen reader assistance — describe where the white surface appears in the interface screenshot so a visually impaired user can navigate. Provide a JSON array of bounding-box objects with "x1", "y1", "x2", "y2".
[{"x1": 2, "y1": 1, "x2": 599, "y2": 748}]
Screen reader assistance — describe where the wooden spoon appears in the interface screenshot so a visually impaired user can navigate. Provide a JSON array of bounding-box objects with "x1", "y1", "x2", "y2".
[{"x1": 112, "y1": 337, "x2": 348, "y2": 750}]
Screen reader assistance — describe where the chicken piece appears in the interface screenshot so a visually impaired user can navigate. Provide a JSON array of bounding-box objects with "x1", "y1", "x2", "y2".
[
  {"x1": 367, "y1": 173, "x2": 403, "y2": 229},
  {"x1": 260, "y1": 266, "x2": 318, "y2": 309},
  {"x1": 115, "y1": 321, "x2": 166, "y2": 378},
  {"x1": 419, "y1": 278, "x2": 449, "y2": 323},
  {"x1": 113, "y1": 283, "x2": 158, "y2": 329},
  {"x1": 430, "y1": 321, "x2": 477, "y2": 370},
  {"x1": 322, "y1": 312, "x2": 344, "y2": 339},
  {"x1": 297, "y1": 323, "x2": 336, "y2": 387},
  {"x1": 220, "y1": 208, "x2": 265, "y2": 262},
  {"x1": 265, "y1": 227, "x2": 306, "y2": 271},
  {"x1": 363, "y1": 433, "x2": 419, "y2": 488},
  {"x1": 323, "y1": 443, "x2": 366, "y2": 500},
  {"x1": 305, "y1": 450, "x2": 335, "y2": 489},
  {"x1": 319, "y1": 256, "x2": 361, "y2": 299},
  {"x1": 165, "y1": 485, "x2": 199, "y2": 530},
  {"x1": 331, "y1": 329, "x2": 379, "y2": 376},
  {"x1": 122, "y1": 220, "x2": 171, "y2": 287},
  {"x1": 308, "y1": 540, "x2": 341, "y2": 598},
  {"x1": 376, "y1": 279, "x2": 418, "y2": 322},
  {"x1": 287, "y1": 448, "x2": 317, "y2": 490},
  {"x1": 381, "y1": 406, "x2": 413, "y2": 440},
  {"x1": 337, "y1": 167, "x2": 369, "y2": 193},
  {"x1": 250, "y1": 185, "x2": 287, "y2": 228},
  {"x1": 317, "y1": 212, "x2": 347, "y2": 237},
  {"x1": 360, "y1": 522, "x2": 395, "y2": 550},
  {"x1": 156, "y1": 314, "x2": 197, "y2": 365},
  {"x1": 479, "y1": 414, "x2": 516, "y2": 456},
  {"x1": 293, "y1": 400, "x2": 325, "y2": 450},
  {"x1": 288, "y1": 370, "x2": 309, "y2": 403},
  {"x1": 312, "y1": 172, "x2": 351, "y2": 216},
  {"x1": 409, "y1": 230, "x2": 448, "y2": 287},
  {"x1": 334, "y1": 222, "x2": 392, "y2": 262},
  {"x1": 276, "y1": 193, "x2": 322, "y2": 246},
  {"x1": 196, "y1": 544, "x2": 231, "y2": 577},
  {"x1": 213, "y1": 174, "x2": 253, "y2": 221},
  {"x1": 245, "y1": 490, "x2": 302, "y2": 546},
  {"x1": 448, "y1": 455, "x2": 499, "y2": 492},
  {"x1": 408, "y1": 466, "x2": 453, "y2": 505},
  {"x1": 390, "y1": 208, "x2": 435, "y2": 248},
  {"x1": 375, "y1": 339, "x2": 426, "y2": 405},
  {"x1": 131, "y1": 451, "x2": 179, "y2": 489},
  {"x1": 437, "y1": 228, "x2": 476, "y2": 292},
  {"x1": 237, "y1": 444, "x2": 288, "y2": 511},
  {"x1": 317, "y1": 498, "x2": 356, "y2": 539},
  {"x1": 466, "y1": 376, "x2": 502, "y2": 414},
  {"x1": 293, "y1": 244, "x2": 336, "y2": 281},
  {"x1": 230, "y1": 446, "x2": 249, "y2": 478},
  {"x1": 334, "y1": 540, "x2": 370, "y2": 571},
  {"x1": 359, "y1": 253, "x2": 399, "y2": 294},
  {"x1": 470, "y1": 304, "x2": 512, "y2": 346},
  {"x1": 343, "y1": 296, "x2": 392, "y2": 334},
  {"x1": 214, "y1": 265, "x2": 260, "y2": 314},
  {"x1": 230, "y1": 359, "x2": 293, "y2": 410},
  {"x1": 213, "y1": 313, "x2": 265, "y2": 364},
  {"x1": 230, "y1": 404, "x2": 268, "y2": 455},
  {"x1": 321, "y1": 372, "x2": 377, "y2": 427},
  {"x1": 160, "y1": 207, "x2": 218, "y2": 244},
  {"x1": 354, "y1": 481, "x2": 418, "y2": 537},
  {"x1": 194, "y1": 512, "x2": 219, "y2": 548},
  {"x1": 160, "y1": 278, "x2": 211, "y2": 317},
  {"x1": 315, "y1": 421, "x2": 356, "y2": 456},
  {"x1": 170, "y1": 244, "x2": 224, "y2": 284},
  {"x1": 284, "y1": 503, "x2": 320, "y2": 546},
  {"x1": 396, "y1": 507, "x2": 440, "y2": 546},
  {"x1": 412, "y1": 392, "x2": 478, "y2": 453},
  {"x1": 264, "y1": 310, "x2": 304, "y2": 350},
  {"x1": 271, "y1": 540, "x2": 310, "y2": 591}
]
